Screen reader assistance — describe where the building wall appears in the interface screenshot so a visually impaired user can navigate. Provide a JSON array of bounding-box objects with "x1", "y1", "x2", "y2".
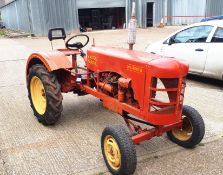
[
  {"x1": 5, "y1": 0, "x2": 13, "y2": 4},
  {"x1": 1, "y1": 0, "x2": 29, "y2": 31},
  {"x1": 141, "y1": 0, "x2": 167, "y2": 28},
  {"x1": 77, "y1": 0, "x2": 125, "y2": 9},
  {"x1": 1, "y1": 0, "x2": 26, "y2": 33},
  {"x1": 0, "y1": 0, "x2": 79, "y2": 36},
  {"x1": 167, "y1": 0, "x2": 206, "y2": 25},
  {"x1": 127, "y1": 0, "x2": 166, "y2": 28},
  {"x1": 0, "y1": 0, "x2": 5, "y2": 7},
  {"x1": 2, "y1": 0, "x2": 223, "y2": 36},
  {"x1": 28, "y1": 0, "x2": 79, "y2": 36},
  {"x1": 1, "y1": 0, "x2": 129, "y2": 36},
  {"x1": 206, "y1": 0, "x2": 223, "y2": 17},
  {"x1": 0, "y1": 0, "x2": 14, "y2": 7}
]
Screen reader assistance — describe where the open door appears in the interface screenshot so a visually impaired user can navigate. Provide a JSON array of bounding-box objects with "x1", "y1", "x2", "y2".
[{"x1": 147, "y1": 2, "x2": 154, "y2": 27}]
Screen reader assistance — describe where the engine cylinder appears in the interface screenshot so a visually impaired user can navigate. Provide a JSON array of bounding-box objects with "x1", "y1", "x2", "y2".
[{"x1": 98, "y1": 82, "x2": 113, "y2": 93}]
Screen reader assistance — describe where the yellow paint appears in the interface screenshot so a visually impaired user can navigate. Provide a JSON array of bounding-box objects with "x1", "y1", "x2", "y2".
[
  {"x1": 172, "y1": 117, "x2": 193, "y2": 141},
  {"x1": 127, "y1": 64, "x2": 143, "y2": 73},
  {"x1": 104, "y1": 135, "x2": 121, "y2": 170},
  {"x1": 87, "y1": 55, "x2": 97, "y2": 65},
  {"x1": 30, "y1": 76, "x2": 46, "y2": 115}
]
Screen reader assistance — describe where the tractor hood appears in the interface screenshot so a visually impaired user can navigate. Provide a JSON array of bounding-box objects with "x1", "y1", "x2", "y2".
[
  {"x1": 87, "y1": 46, "x2": 189, "y2": 78},
  {"x1": 148, "y1": 57, "x2": 189, "y2": 78}
]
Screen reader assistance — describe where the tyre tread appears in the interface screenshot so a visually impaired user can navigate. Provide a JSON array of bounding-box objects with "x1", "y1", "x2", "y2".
[
  {"x1": 101, "y1": 125, "x2": 137, "y2": 175},
  {"x1": 28, "y1": 64, "x2": 63, "y2": 125},
  {"x1": 167, "y1": 105, "x2": 205, "y2": 148}
]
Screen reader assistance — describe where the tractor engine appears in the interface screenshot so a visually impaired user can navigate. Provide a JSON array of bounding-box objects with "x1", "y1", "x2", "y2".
[{"x1": 98, "y1": 72, "x2": 139, "y2": 108}]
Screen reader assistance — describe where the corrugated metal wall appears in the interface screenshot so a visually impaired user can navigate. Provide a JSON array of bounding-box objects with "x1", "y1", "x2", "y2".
[
  {"x1": 0, "y1": 0, "x2": 6, "y2": 8},
  {"x1": 1, "y1": 0, "x2": 79, "y2": 36},
  {"x1": 2, "y1": 0, "x2": 223, "y2": 36},
  {"x1": 206, "y1": 0, "x2": 223, "y2": 17},
  {"x1": 15, "y1": 0, "x2": 30, "y2": 32},
  {"x1": 125, "y1": 0, "x2": 133, "y2": 25},
  {"x1": 77, "y1": 0, "x2": 125, "y2": 9},
  {"x1": 1, "y1": 0, "x2": 30, "y2": 32},
  {"x1": 128, "y1": 0, "x2": 166, "y2": 28},
  {"x1": 167, "y1": 0, "x2": 206, "y2": 25},
  {"x1": 28, "y1": 0, "x2": 79, "y2": 36},
  {"x1": 142, "y1": 0, "x2": 166, "y2": 27}
]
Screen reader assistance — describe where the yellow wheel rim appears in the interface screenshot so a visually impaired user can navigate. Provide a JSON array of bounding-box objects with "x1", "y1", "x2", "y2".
[
  {"x1": 104, "y1": 135, "x2": 121, "y2": 170},
  {"x1": 30, "y1": 76, "x2": 46, "y2": 115},
  {"x1": 172, "y1": 117, "x2": 193, "y2": 141}
]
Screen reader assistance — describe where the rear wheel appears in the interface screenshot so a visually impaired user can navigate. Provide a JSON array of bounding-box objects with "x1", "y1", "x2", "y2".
[
  {"x1": 101, "y1": 125, "x2": 137, "y2": 175},
  {"x1": 28, "y1": 64, "x2": 63, "y2": 125},
  {"x1": 167, "y1": 105, "x2": 205, "y2": 148}
]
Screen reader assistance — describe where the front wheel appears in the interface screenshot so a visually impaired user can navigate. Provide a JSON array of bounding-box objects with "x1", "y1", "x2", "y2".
[
  {"x1": 167, "y1": 105, "x2": 205, "y2": 148},
  {"x1": 28, "y1": 64, "x2": 63, "y2": 125},
  {"x1": 101, "y1": 125, "x2": 137, "y2": 175}
]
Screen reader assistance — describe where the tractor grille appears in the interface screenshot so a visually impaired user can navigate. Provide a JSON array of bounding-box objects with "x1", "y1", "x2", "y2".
[{"x1": 149, "y1": 77, "x2": 186, "y2": 115}]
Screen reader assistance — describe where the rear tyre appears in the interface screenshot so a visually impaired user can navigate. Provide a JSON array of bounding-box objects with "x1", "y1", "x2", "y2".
[
  {"x1": 28, "y1": 64, "x2": 63, "y2": 125},
  {"x1": 101, "y1": 125, "x2": 137, "y2": 175},
  {"x1": 167, "y1": 105, "x2": 205, "y2": 148}
]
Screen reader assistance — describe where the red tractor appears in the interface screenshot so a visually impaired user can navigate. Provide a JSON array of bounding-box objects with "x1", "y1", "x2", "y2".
[{"x1": 26, "y1": 28, "x2": 205, "y2": 175}]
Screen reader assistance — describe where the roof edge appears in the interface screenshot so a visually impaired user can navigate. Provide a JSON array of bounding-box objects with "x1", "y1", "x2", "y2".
[{"x1": 0, "y1": 0, "x2": 16, "y2": 9}]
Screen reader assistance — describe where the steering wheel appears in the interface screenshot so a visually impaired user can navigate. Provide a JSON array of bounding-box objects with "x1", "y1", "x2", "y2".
[
  {"x1": 186, "y1": 38, "x2": 196, "y2": 43},
  {"x1": 65, "y1": 34, "x2": 89, "y2": 50}
]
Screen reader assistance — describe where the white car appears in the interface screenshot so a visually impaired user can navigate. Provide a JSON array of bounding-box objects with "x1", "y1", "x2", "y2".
[{"x1": 145, "y1": 20, "x2": 223, "y2": 80}]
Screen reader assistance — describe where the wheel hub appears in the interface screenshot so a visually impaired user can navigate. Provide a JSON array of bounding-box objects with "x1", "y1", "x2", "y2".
[
  {"x1": 104, "y1": 135, "x2": 121, "y2": 170},
  {"x1": 172, "y1": 116, "x2": 193, "y2": 141},
  {"x1": 30, "y1": 76, "x2": 46, "y2": 115}
]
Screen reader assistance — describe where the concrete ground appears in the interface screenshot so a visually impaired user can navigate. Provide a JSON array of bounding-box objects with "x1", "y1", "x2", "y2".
[{"x1": 0, "y1": 27, "x2": 223, "y2": 175}]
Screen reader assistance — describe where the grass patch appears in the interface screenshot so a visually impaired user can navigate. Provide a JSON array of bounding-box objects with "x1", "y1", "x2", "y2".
[{"x1": 0, "y1": 29, "x2": 6, "y2": 37}]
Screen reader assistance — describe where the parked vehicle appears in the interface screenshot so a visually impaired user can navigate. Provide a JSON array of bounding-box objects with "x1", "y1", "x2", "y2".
[
  {"x1": 201, "y1": 16, "x2": 223, "y2": 22},
  {"x1": 145, "y1": 20, "x2": 223, "y2": 80}
]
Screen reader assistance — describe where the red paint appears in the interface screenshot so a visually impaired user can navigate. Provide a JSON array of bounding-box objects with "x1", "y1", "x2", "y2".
[{"x1": 26, "y1": 46, "x2": 189, "y2": 144}]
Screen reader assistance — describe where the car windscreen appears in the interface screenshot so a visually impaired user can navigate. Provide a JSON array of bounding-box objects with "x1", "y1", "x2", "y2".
[
  {"x1": 211, "y1": 27, "x2": 223, "y2": 42},
  {"x1": 173, "y1": 25, "x2": 213, "y2": 43}
]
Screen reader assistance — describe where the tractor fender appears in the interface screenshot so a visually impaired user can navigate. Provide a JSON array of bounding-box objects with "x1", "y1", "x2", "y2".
[{"x1": 26, "y1": 51, "x2": 72, "y2": 81}]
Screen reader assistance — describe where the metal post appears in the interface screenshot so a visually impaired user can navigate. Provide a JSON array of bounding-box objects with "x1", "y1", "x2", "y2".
[{"x1": 127, "y1": 1, "x2": 137, "y2": 50}]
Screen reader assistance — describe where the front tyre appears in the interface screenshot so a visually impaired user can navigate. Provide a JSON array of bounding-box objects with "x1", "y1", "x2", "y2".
[
  {"x1": 28, "y1": 64, "x2": 63, "y2": 125},
  {"x1": 101, "y1": 125, "x2": 137, "y2": 175},
  {"x1": 167, "y1": 105, "x2": 205, "y2": 148}
]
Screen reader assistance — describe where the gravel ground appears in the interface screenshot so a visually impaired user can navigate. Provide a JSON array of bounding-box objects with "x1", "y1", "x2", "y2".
[{"x1": 0, "y1": 27, "x2": 223, "y2": 175}]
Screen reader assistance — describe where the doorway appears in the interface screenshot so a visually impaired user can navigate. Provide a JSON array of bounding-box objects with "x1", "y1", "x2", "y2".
[
  {"x1": 147, "y1": 2, "x2": 154, "y2": 27},
  {"x1": 78, "y1": 7, "x2": 125, "y2": 31}
]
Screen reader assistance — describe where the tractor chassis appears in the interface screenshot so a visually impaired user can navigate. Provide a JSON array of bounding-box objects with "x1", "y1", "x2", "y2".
[
  {"x1": 56, "y1": 52, "x2": 184, "y2": 146},
  {"x1": 122, "y1": 113, "x2": 182, "y2": 145}
]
